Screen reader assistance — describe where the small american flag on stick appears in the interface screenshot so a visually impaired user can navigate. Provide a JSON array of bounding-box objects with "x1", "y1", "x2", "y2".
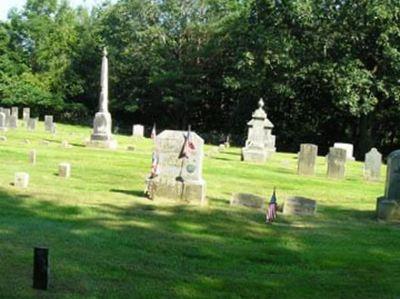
[{"x1": 179, "y1": 125, "x2": 196, "y2": 159}]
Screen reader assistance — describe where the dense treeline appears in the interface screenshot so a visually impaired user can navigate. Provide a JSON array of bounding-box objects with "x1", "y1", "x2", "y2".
[{"x1": 0, "y1": 0, "x2": 399, "y2": 157}]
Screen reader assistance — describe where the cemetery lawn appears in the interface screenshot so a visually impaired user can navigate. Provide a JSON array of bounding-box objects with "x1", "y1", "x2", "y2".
[{"x1": 0, "y1": 122, "x2": 399, "y2": 299}]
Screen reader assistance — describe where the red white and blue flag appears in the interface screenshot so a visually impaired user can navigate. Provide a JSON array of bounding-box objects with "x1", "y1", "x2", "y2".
[
  {"x1": 179, "y1": 125, "x2": 196, "y2": 159},
  {"x1": 266, "y1": 187, "x2": 277, "y2": 223}
]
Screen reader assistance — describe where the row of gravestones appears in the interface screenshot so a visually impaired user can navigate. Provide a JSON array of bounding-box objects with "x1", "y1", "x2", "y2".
[
  {"x1": 0, "y1": 107, "x2": 56, "y2": 133},
  {"x1": 298, "y1": 143, "x2": 382, "y2": 181}
]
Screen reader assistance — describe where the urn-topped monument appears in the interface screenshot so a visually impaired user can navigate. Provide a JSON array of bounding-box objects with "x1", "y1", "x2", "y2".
[
  {"x1": 87, "y1": 48, "x2": 117, "y2": 149},
  {"x1": 241, "y1": 98, "x2": 276, "y2": 163},
  {"x1": 376, "y1": 150, "x2": 400, "y2": 221}
]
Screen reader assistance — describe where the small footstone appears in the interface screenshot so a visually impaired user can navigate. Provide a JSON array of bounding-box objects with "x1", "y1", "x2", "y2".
[
  {"x1": 126, "y1": 146, "x2": 135, "y2": 151},
  {"x1": 0, "y1": 136, "x2": 7, "y2": 142},
  {"x1": 283, "y1": 196, "x2": 317, "y2": 216},
  {"x1": 58, "y1": 163, "x2": 71, "y2": 178},
  {"x1": 15, "y1": 172, "x2": 29, "y2": 188},
  {"x1": 42, "y1": 140, "x2": 50, "y2": 146},
  {"x1": 218, "y1": 144, "x2": 225, "y2": 152},
  {"x1": 230, "y1": 193, "x2": 266, "y2": 209},
  {"x1": 24, "y1": 139, "x2": 31, "y2": 144},
  {"x1": 61, "y1": 140, "x2": 72, "y2": 148}
]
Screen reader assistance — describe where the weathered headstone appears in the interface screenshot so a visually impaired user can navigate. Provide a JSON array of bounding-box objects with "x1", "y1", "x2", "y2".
[
  {"x1": 4, "y1": 108, "x2": 11, "y2": 127},
  {"x1": 44, "y1": 115, "x2": 53, "y2": 132},
  {"x1": 58, "y1": 163, "x2": 71, "y2": 178},
  {"x1": 132, "y1": 124, "x2": 144, "y2": 137},
  {"x1": 23, "y1": 108, "x2": 30, "y2": 123},
  {"x1": 0, "y1": 112, "x2": 7, "y2": 131},
  {"x1": 376, "y1": 150, "x2": 400, "y2": 221},
  {"x1": 50, "y1": 123, "x2": 56, "y2": 134},
  {"x1": 230, "y1": 193, "x2": 265, "y2": 209},
  {"x1": 146, "y1": 130, "x2": 206, "y2": 205},
  {"x1": 27, "y1": 118, "x2": 37, "y2": 131},
  {"x1": 364, "y1": 148, "x2": 382, "y2": 181},
  {"x1": 218, "y1": 144, "x2": 225, "y2": 152},
  {"x1": 327, "y1": 147, "x2": 346, "y2": 179},
  {"x1": 9, "y1": 115, "x2": 18, "y2": 129},
  {"x1": 29, "y1": 150, "x2": 36, "y2": 165},
  {"x1": 11, "y1": 107, "x2": 18, "y2": 118},
  {"x1": 14, "y1": 172, "x2": 29, "y2": 188},
  {"x1": 241, "y1": 99, "x2": 276, "y2": 163},
  {"x1": 334, "y1": 143, "x2": 355, "y2": 161},
  {"x1": 87, "y1": 48, "x2": 117, "y2": 149},
  {"x1": 283, "y1": 196, "x2": 317, "y2": 216},
  {"x1": 297, "y1": 144, "x2": 318, "y2": 176}
]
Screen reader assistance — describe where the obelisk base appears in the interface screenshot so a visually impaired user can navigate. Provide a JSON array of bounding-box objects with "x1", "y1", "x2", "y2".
[{"x1": 86, "y1": 112, "x2": 117, "y2": 149}]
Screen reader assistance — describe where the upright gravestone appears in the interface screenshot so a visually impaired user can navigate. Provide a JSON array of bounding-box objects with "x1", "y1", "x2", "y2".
[
  {"x1": 297, "y1": 144, "x2": 318, "y2": 176},
  {"x1": 132, "y1": 125, "x2": 144, "y2": 137},
  {"x1": 327, "y1": 147, "x2": 346, "y2": 179},
  {"x1": 9, "y1": 115, "x2": 18, "y2": 129},
  {"x1": 241, "y1": 98, "x2": 276, "y2": 163},
  {"x1": 27, "y1": 118, "x2": 37, "y2": 131},
  {"x1": 44, "y1": 115, "x2": 53, "y2": 132},
  {"x1": 29, "y1": 150, "x2": 37, "y2": 165},
  {"x1": 0, "y1": 112, "x2": 7, "y2": 131},
  {"x1": 87, "y1": 48, "x2": 117, "y2": 149},
  {"x1": 23, "y1": 108, "x2": 30, "y2": 123},
  {"x1": 4, "y1": 108, "x2": 11, "y2": 127},
  {"x1": 146, "y1": 130, "x2": 206, "y2": 205},
  {"x1": 364, "y1": 148, "x2": 382, "y2": 181},
  {"x1": 376, "y1": 150, "x2": 400, "y2": 221},
  {"x1": 11, "y1": 107, "x2": 18, "y2": 118},
  {"x1": 334, "y1": 143, "x2": 355, "y2": 161}
]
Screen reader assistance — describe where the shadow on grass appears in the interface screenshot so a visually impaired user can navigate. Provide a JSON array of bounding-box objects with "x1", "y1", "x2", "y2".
[
  {"x1": 110, "y1": 188, "x2": 146, "y2": 198},
  {"x1": 0, "y1": 189, "x2": 399, "y2": 298}
]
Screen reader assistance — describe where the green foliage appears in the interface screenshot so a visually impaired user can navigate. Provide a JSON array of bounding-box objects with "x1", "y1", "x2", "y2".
[{"x1": 0, "y1": 0, "x2": 399, "y2": 155}]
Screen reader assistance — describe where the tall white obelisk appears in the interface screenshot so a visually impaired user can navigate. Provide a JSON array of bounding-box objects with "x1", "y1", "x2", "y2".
[{"x1": 87, "y1": 48, "x2": 117, "y2": 149}]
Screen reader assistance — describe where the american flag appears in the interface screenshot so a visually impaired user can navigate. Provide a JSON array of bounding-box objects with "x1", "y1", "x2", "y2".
[
  {"x1": 151, "y1": 123, "x2": 156, "y2": 140},
  {"x1": 179, "y1": 125, "x2": 196, "y2": 159},
  {"x1": 266, "y1": 187, "x2": 277, "y2": 223}
]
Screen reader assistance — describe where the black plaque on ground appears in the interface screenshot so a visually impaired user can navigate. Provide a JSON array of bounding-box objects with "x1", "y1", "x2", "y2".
[{"x1": 33, "y1": 247, "x2": 49, "y2": 290}]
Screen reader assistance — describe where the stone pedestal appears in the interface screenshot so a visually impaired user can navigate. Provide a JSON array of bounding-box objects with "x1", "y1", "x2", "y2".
[
  {"x1": 146, "y1": 130, "x2": 207, "y2": 205},
  {"x1": 376, "y1": 150, "x2": 400, "y2": 221},
  {"x1": 241, "y1": 98, "x2": 276, "y2": 163},
  {"x1": 15, "y1": 172, "x2": 29, "y2": 188},
  {"x1": 58, "y1": 163, "x2": 71, "y2": 178},
  {"x1": 241, "y1": 147, "x2": 268, "y2": 163},
  {"x1": 87, "y1": 112, "x2": 117, "y2": 149}
]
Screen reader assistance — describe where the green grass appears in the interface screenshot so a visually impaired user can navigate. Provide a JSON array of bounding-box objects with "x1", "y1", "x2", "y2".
[{"x1": 0, "y1": 121, "x2": 399, "y2": 298}]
